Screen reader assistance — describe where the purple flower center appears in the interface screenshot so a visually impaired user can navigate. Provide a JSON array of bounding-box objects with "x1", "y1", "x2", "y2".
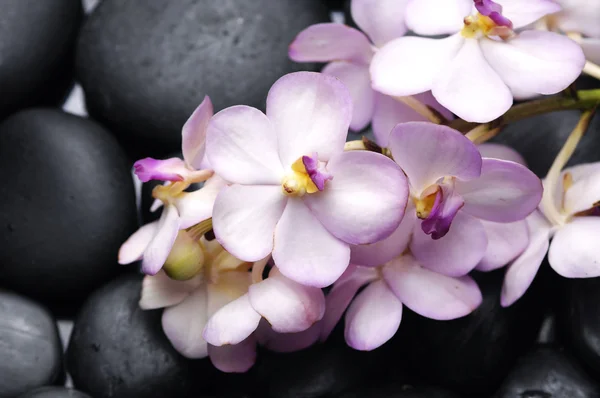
[
  {"x1": 302, "y1": 153, "x2": 333, "y2": 191},
  {"x1": 474, "y1": 0, "x2": 513, "y2": 29},
  {"x1": 420, "y1": 183, "x2": 465, "y2": 240}
]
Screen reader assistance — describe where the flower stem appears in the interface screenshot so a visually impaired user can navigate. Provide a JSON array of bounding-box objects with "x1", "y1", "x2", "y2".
[
  {"x1": 393, "y1": 96, "x2": 447, "y2": 124},
  {"x1": 449, "y1": 89, "x2": 600, "y2": 133}
]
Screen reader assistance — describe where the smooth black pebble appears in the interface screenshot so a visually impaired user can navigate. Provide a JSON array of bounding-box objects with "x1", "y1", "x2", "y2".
[
  {"x1": 0, "y1": 109, "x2": 138, "y2": 314},
  {"x1": 18, "y1": 387, "x2": 91, "y2": 398},
  {"x1": 336, "y1": 385, "x2": 460, "y2": 398},
  {"x1": 0, "y1": 291, "x2": 63, "y2": 397},
  {"x1": 559, "y1": 277, "x2": 600, "y2": 379},
  {"x1": 66, "y1": 274, "x2": 213, "y2": 398},
  {"x1": 494, "y1": 345, "x2": 600, "y2": 398},
  {"x1": 76, "y1": 0, "x2": 329, "y2": 157},
  {"x1": 0, "y1": 0, "x2": 82, "y2": 118},
  {"x1": 390, "y1": 269, "x2": 547, "y2": 396}
]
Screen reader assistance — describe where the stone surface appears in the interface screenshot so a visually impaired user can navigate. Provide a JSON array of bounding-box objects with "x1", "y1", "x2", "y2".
[
  {"x1": 337, "y1": 385, "x2": 459, "y2": 398},
  {"x1": 18, "y1": 387, "x2": 91, "y2": 398},
  {"x1": 0, "y1": 0, "x2": 82, "y2": 118},
  {"x1": 559, "y1": 277, "x2": 600, "y2": 379},
  {"x1": 0, "y1": 109, "x2": 138, "y2": 313},
  {"x1": 494, "y1": 345, "x2": 600, "y2": 398},
  {"x1": 390, "y1": 269, "x2": 547, "y2": 396},
  {"x1": 0, "y1": 291, "x2": 63, "y2": 397},
  {"x1": 76, "y1": 0, "x2": 329, "y2": 156},
  {"x1": 66, "y1": 274, "x2": 217, "y2": 398}
]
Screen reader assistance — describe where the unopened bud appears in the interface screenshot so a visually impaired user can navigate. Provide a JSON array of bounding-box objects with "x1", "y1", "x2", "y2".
[{"x1": 163, "y1": 231, "x2": 205, "y2": 281}]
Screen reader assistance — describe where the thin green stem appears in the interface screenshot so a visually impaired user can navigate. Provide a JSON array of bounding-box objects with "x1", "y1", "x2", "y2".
[{"x1": 448, "y1": 89, "x2": 600, "y2": 133}]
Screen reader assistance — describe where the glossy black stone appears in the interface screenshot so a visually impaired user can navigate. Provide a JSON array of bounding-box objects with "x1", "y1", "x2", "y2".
[
  {"x1": 494, "y1": 345, "x2": 600, "y2": 398},
  {"x1": 559, "y1": 277, "x2": 600, "y2": 379},
  {"x1": 336, "y1": 385, "x2": 460, "y2": 398},
  {"x1": 391, "y1": 269, "x2": 547, "y2": 397},
  {"x1": 0, "y1": 291, "x2": 63, "y2": 397},
  {"x1": 0, "y1": 109, "x2": 138, "y2": 313},
  {"x1": 66, "y1": 274, "x2": 216, "y2": 398},
  {"x1": 252, "y1": 333, "x2": 391, "y2": 398},
  {"x1": 18, "y1": 387, "x2": 91, "y2": 398},
  {"x1": 76, "y1": 0, "x2": 329, "y2": 157},
  {"x1": 0, "y1": 0, "x2": 82, "y2": 118}
]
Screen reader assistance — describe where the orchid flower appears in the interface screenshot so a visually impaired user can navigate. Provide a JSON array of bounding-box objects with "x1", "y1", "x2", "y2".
[
  {"x1": 205, "y1": 72, "x2": 409, "y2": 288},
  {"x1": 501, "y1": 111, "x2": 600, "y2": 306},
  {"x1": 289, "y1": 0, "x2": 452, "y2": 147},
  {"x1": 547, "y1": 0, "x2": 600, "y2": 66},
  {"x1": 118, "y1": 97, "x2": 226, "y2": 276},
  {"x1": 386, "y1": 122, "x2": 542, "y2": 276},
  {"x1": 371, "y1": 0, "x2": 585, "y2": 122},
  {"x1": 321, "y1": 214, "x2": 482, "y2": 351},
  {"x1": 139, "y1": 237, "x2": 323, "y2": 372}
]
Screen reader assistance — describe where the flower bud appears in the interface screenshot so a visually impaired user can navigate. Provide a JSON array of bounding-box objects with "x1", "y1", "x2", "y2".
[{"x1": 163, "y1": 231, "x2": 205, "y2": 281}]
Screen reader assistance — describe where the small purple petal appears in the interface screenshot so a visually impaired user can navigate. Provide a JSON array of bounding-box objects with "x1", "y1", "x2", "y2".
[
  {"x1": 134, "y1": 157, "x2": 187, "y2": 183},
  {"x1": 421, "y1": 183, "x2": 465, "y2": 240},
  {"x1": 302, "y1": 152, "x2": 333, "y2": 191},
  {"x1": 474, "y1": 0, "x2": 513, "y2": 29}
]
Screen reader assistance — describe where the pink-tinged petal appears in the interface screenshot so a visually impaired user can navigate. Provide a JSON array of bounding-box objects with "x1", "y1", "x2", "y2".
[
  {"x1": 118, "y1": 222, "x2": 158, "y2": 265},
  {"x1": 411, "y1": 212, "x2": 488, "y2": 276},
  {"x1": 388, "y1": 122, "x2": 482, "y2": 194},
  {"x1": 174, "y1": 176, "x2": 227, "y2": 229},
  {"x1": 344, "y1": 280, "x2": 403, "y2": 351},
  {"x1": 501, "y1": 211, "x2": 552, "y2": 307},
  {"x1": 320, "y1": 265, "x2": 380, "y2": 341},
  {"x1": 206, "y1": 271, "x2": 253, "y2": 317},
  {"x1": 134, "y1": 157, "x2": 189, "y2": 183},
  {"x1": 433, "y1": 38, "x2": 512, "y2": 123},
  {"x1": 383, "y1": 255, "x2": 482, "y2": 320},
  {"x1": 405, "y1": 0, "x2": 472, "y2": 35},
  {"x1": 161, "y1": 285, "x2": 209, "y2": 358},
  {"x1": 212, "y1": 185, "x2": 287, "y2": 262},
  {"x1": 273, "y1": 199, "x2": 350, "y2": 288},
  {"x1": 256, "y1": 320, "x2": 321, "y2": 353},
  {"x1": 478, "y1": 143, "x2": 526, "y2": 166},
  {"x1": 142, "y1": 204, "x2": 181, "y2": 275},
  {"x1": 288, "y1": 23, "x2": 373, "y2": 64},
  {"x1": 350, "y1": 209, "x2": 416, "y2": 267},
  {"x1": 206, "y1": 105, "x2": 283, "y2": 185},
  {"x1": 457, "y1": 158, "x2": 543, "y2": 223},
  {"x1": 249, "y1": 270, "x2": 325, "y2": 333},
  {"x1": 476, "y1": 220, "x2": 529, "y2": 271},
  {"x1": 182, "y1": 96, "x2": 212, "y2": 170},
  {"x1": 372, "y1": 92, "x2": 453, "y2": 148},
  {"x1": 480, "y1": 31, "x2": 585, "y2": 97},
  {"x1": 581, "y1": 38, "x2": 600, "y2": 66},
  {"x1": 563, "y1": 168, "x2": 600, "y2": 216},
  {"x1": 322, "y1": 62, "x2": 375, "y2": 132},
  {"x1": 203, "y1": 294, "x2": 261, "y2": 346},
  {"x1": 549, "y1": 217, "x2": 600, "y2": 278},
  {"x1": 208, "y1": 336, "x2": 257, "y2": 373},
  {"x1": 267, "y1": 72, "x2": 352, "y2": 166},
  {"x1": 139, "y1": 272, "x2": 201, "y2": 310},
  {"x1": 350, "y1": 0, "x2": 409, "y2": 47},
  {"x1": 305, "y1": 151, "x2": 408, "y2": 245},
  {"x1": 556, "y1": 1, "x2": 600, "y2": 38},
  {"x1": 497, "y1": 0, "x2": 561, "y2": 29},
  {"x1": 371, "y1": 34, "x2": 464, "y2": 97}
]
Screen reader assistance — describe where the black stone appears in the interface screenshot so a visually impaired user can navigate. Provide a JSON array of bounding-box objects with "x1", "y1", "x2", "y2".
[
  {"x1": 252, "y1": 332, "x2": 391, "y2": 398},
  {"x1": 18, "y1": 387, "x2": 91, "y2": 398},
  {"x1": 0, "y1": 291, "x2": 63, "y2": 398},
  {"x1": 76, "y1": 0, "x2": 329, "y2": 157},
  {"x1": 0, "y1": 109, "x2": 138, "y2": 314},
  {"x1": 390, "y1": 269, "x2": 547, "y2": 397},
  {"x1": 0, "y1": 0, "x2": 82, "y2": 118},
  {"x1": 336, "y1": 385, "x2": 460, "y2": 398},
  {"x1": 494, "y1": 345, "x2": 600, "y2": 398},
  {"x1": 66, "y1": 274, "x2": 217, "y2": 398},
  {"x1": 558, "y1": 277, "x2": 600, "y2": 379}
]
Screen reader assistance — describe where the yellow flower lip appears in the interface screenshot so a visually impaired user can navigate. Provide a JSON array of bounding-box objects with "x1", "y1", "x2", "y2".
[
  {"x1": 461, "y1": 13, "x2": 514, "y2": 39},
  {"x1": 281, "y1": 156, "x2": 319, "y2": 197}
]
